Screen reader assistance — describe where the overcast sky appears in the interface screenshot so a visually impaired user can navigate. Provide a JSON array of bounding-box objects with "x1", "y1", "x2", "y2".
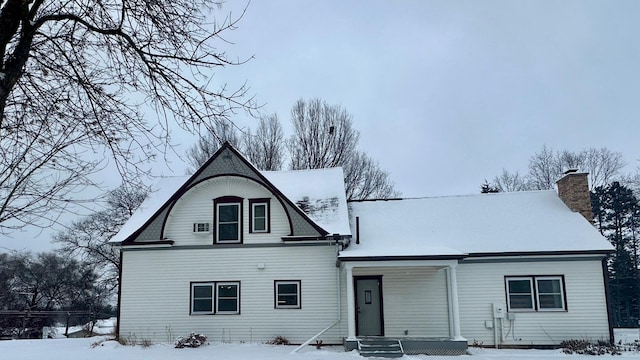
[
  {"x1": 2, "y1": 0, "x2": 639, "y2": 253},
  {"x1": 210, "y1": 0, "x2": 639, "y2": 197}
]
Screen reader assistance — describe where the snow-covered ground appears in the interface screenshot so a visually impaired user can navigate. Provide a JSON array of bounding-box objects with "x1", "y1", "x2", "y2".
[
  {"x1": 1, "y1": 329, "x2": 640, "y2": 359},
  {"x1": 44, "y1": 317, "x2": 116, "y2": 339}
]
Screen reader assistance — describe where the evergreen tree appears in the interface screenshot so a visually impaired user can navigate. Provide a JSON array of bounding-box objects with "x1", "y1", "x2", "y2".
[
  {"x1": 480, "y1": 180, "x2": 500, "y2": 193},
  {"x1": 592, "y1": 182, "x2": 640, "y2": 327}
]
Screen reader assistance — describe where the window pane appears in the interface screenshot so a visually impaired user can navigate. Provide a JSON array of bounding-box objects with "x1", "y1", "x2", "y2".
[
  {"x1": 509, "y1": 294, "x2": 533, "y2": 309},
  {"x1": 278, "y1": 294, "x2": 298, "y2": 306},
  {"x1": 278, "y1": 283, "x2": 297, "y2": 294},
  {"x1": 254, "y1": 204, "x2": 265, "y2": 217},
  {"x1": 193, "y1": 286, "x2": 212, "y2": 298},
  {"x1": 218, "y1": 284, "x2": 238, "y2": 297},
  {"x1": 192, "y1": 285, "x2": 213, "y2": 313},
  {"x1": 219, "y1": 223, "x2": 238, "y2": 241},
  {"x1": 537, "y1": 279, "x2": 561, "y2": 293},
  {"x1": 219, "y1": 205, "x2": 239, "y2": 221},
  {"x1": 539, "y1": 294, "x2": 563, "y2": 309},
  {"x1": 254, "y1": 218, "x2": 266, "y2": 231},
  {"x1": 193, "y1": 299, "x2": 212, "y2": 312},
  {"x1": 218, "y1": 299, "x2": 238, "y2": 312},
  {"x1": 509, "y1": 279, "x2": 532, "y2": 293}
]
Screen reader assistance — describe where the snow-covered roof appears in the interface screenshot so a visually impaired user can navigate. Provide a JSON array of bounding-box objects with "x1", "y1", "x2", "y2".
[
  {"x1": 110, "y1": 167, "x2": 350, "y2": 244},
  {"x1": 263, "y1": 167, "x2": 351, "y2": 235},
  {"x1": 340, "y1": 190, "x2": 613, "y2": 259},
  {"x1": 110, "y1": 176, "x2": 187, "y2": 244}
]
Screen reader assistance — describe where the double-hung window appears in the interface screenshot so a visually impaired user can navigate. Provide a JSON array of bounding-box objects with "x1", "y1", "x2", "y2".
[
  {"x1": 505, "y1": 276, "x2": 566, "y2": 311},
  {"x1": 274, "y1": 280, "x2": 301, "y2": 309},
  {"x1": 191, "y1": 281, "x2": 240, "y2": 315},
  {"x1": 216, "y1": 283, "x2": 240, "y2": 314},
  {"x1": 192, "y1": 283, "x2": 214, "y2": 313},
  {"x1": 214, "y1": 196, "x2": 243, "y2": 243},
  {"x1": 249, "y1": 199, "x2": 270, "y2": 233}
]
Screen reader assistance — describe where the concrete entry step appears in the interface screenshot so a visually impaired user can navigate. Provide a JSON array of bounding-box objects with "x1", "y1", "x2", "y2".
[{"x1": 357, "y1": 338, "x2": 404, "y2": 358}]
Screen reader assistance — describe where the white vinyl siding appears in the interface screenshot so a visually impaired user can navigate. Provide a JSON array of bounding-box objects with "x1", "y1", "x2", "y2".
[
  {"x1": 457, "y1": 258, "x2": 609, "y2": 346},
  {"x1": 119, "y1": 245, "x2": 345, "y2": 344},
  {"x1": 163, "y1": 177, "x2": 290, "y2": 246}
]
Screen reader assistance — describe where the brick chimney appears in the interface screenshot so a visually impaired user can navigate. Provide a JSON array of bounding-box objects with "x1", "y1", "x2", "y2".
[{"x1": 556, "y1": 169, "x2": 592, "y2": 221}]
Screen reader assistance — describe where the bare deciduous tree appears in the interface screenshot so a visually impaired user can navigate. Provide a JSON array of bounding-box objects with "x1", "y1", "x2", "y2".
[
  {"x1": 6, "y1": 252, "x2": 100, "y2": 311},
  {"x1": 344, "y1": 151, "x2": 400, "y2": 200},
  {"x1": 492, "y1": 169, "x2": 532, "y2": 192},
  {"x1": 185, "y1": 119, "x2": 241, "y2": 173},
  {"x1": 288, "y1": 98, "x2": 399, "y2": 200},
  {"x1": 529, "y1": 146, "x2": 625, "y2": 190},
  {"x1": 53, "y1": 185, "x2": 147, "y2": 294},
  {"x1": 528, "y1": 145, "x2": 563, "y2": 190},
  {"x1": 185, "y1": 99, "x2": 399, "y2": 199},
  {"x1": 0, "y1": 0, "x2": 256, "y2": 233},
  {"x1": 242, "y1": 114, "x2": 285, "y2": 171},
  {"x1": 486, "y1": 145, "x2": 626, "y2": 192},
  {"x1": 288, "y1": 98, "x2": 359, "y2": 170},
  {"x1": 582, "y1": 147, "x2": 626, "y2": 189}
]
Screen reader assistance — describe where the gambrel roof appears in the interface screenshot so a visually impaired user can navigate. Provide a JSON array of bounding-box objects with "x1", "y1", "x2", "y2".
[{"x1": 110, "y1": 143, "x2": 350, "y2": 245}]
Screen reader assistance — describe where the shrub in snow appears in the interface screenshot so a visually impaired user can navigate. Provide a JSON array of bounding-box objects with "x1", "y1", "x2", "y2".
[
  {"x1": 266, "y1": 336, "x2": 290, "y2": 345},
  {"x1": 175, "y1": 333, "x2": 208, "y2": 348},
  {"x1": 560, "y1": 340, "x2": 621, "y2": 355}
]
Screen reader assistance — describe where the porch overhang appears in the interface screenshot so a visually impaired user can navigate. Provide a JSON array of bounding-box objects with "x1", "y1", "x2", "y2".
[{"x1": 342, "y1": 258, "x2": 465, "y2": 345}]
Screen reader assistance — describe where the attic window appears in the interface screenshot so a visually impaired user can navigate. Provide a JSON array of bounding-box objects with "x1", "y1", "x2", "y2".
[
  {"x1": 249, "y1": 198, "x2": 270, "y2": 233},
  {"x1": 214, "y1": 196, "x2": 243, "y2": 244}
]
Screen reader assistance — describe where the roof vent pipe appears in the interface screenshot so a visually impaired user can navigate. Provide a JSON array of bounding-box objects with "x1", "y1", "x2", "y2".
[{"x1": 355, "y1": 217, "x2": 360, "y2": 244}]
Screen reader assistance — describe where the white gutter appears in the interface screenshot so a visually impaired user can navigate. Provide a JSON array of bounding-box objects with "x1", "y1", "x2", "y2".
[{"x1": 290, "y1": 243, "x2": 343, "y2": 354}]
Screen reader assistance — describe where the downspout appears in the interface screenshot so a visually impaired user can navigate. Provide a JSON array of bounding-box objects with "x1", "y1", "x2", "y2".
[
  {"x1": 602, "y1": 256, "x2": 614, "y2": 344},
  {"x1": 290, "y1": 242, "x2": 343, "y2": 354},
  {"x1": 115, "y1": 248, "x2": 123, "y2": 341}
]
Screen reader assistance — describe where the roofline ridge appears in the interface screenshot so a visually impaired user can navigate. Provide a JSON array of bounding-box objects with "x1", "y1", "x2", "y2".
[{"x1": 348, "y1": 189, "x2": 557, "y2": 203}]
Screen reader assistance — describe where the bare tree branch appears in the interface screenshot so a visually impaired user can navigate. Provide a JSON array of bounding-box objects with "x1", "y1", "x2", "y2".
[
  {"x1": 287, "y1": 98, "x2": 399, "y2": 200},
  {"x1": 242, "y1": 114, "x2": 284, "y2": 171},
  {"x1": 0, "y1": 0, "x2": 256, "y2": 232}
]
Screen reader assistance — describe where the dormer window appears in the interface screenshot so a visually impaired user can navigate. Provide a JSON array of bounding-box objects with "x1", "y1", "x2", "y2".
[
  {"x1": 214, "y1": 196, "x2": 243, "y2": 243},
  {"x1": 249, "y1": 198, "x2": 270, "y2": 233}
]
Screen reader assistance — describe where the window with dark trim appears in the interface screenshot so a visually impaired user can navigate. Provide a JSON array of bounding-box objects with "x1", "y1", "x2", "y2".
[
  {"x1": 216, "y1": 282, "x2": 240, "y2": 314},
  {"x1": 274, "y1": 280, "x2": 301, "y2": 309},
  {"x1": 505, "y1": 276, "x2": 566, "y2": 312},
  {"x1": 214, "y1": 196, "x2": 243, "y2": 243},
  {"x1": 249, "y1": 198, "x2": 270, "y2": 233},
  {"x1": 190, "y1": 281, "x2": 240, "y2": 315}
]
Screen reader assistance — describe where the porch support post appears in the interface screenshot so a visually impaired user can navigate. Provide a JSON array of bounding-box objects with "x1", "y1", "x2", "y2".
[
  {"x1": 345, "y1": 264, "x2": 356, "y2": 339},
  {"x1": 447, "y1": 264, "x2": 465, "y2": 341}
]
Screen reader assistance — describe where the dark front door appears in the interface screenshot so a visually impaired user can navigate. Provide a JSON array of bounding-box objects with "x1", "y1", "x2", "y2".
[{"x1": 355, "y1": 276, "x2": 383, "y2": 336}]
